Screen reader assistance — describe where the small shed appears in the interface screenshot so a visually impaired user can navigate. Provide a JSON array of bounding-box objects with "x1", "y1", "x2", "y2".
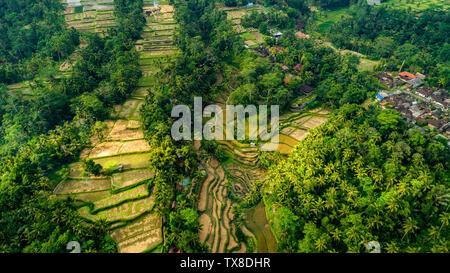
[
  {"x1": 168, "y1": 247, "x2": 180, "y2": 253},
  {"x1": 182, "y1": 178, "x2": 189, "y2": 187},
  {"x1": 415, "y1": 72, "x2": 426, "y2": 80},
  {"x1": 198, "y1": 165, "x2": 206, "y2": 176},
  {"x1": 300, "y1": 85, "x2": 314, "y2": 94},
  {"x1": 273, "y1": 46, "x2": 285, "y2": 52},
  {"x1": 407, "y1": 78, "x2": 423, "y2": 88},
  {"x1": 296, "y1": 32, "x2": 309, "y2": 39}
]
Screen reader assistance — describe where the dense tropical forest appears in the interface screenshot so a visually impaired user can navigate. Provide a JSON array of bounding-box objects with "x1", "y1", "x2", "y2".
[
  {"x1": 264, "y1": 105, "x2": 449, "y2": 252},
  {"x1": 0, "y1": 0, "x2": 448, "y2": 254},
  {"x1": 0, "y1": 0, "x2": 79, "y2": 83},
  {"x1": 327, "y1": 4, "x2": 450, "y2": 88}
]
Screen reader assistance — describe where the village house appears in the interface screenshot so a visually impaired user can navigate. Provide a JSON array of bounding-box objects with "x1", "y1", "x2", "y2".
[
  {"x1": 145, "y1": 6, "x2": 160, "y2": 16},
  {"x1": 375, "y1": 71, "x2": 407, "y2": 89},
  {"x1": 445, "y1": 99, "x2": 450, "y2": 108},
  {"x1": 431, "y1": 89, "x2": 449, "y2": 108},
  {"x1": 283, "y1": 73, "x2": 294, "y2": 84},
  {"x1": 273, "y1": 45, "x2": 285, "y2": 52},
  {"x1": 280, "y1": 63, "x2": 289, "y2": 71},
  {"x1": 295, "y1": 31, "x2": 310, "y2": 39},
  {"x1": 254, "y1": 46, "x2": 269, "y2": 57},
  {"x1": 374, "y1": 72, "x2": 394, "y2": 88},
  {"x1": 416, "y1": 86, "x2": 449, "y2": 110},
  {"x1": 415, "y1": 72, "x2": 426, "y2": 80},
  {"x1": 410, "y1": 104, "x2": 423, "y2": 118},
  {"x1": 427, "y1": 119, "x2": 443, "y2": 130},
  {"x1": 407, "y1": 77, "x2": 423, "y2": 89},
  {"x1": 380, "y1": 87, "x2": 450, "y2": 135},
  {"x1": 293, "y1": 64, "x2": 303, "y2": 73},
  {"x1": 270, "y1": 29, "x2": 283, "y2": 38},
  {"x1": 300, "y1": 85, "x2": 313, "y2": 94},
  {"x1": 399, "y1": 72, "x2": 416, "y2": 82},
  {"x1": 274, "y1": 31, "x2": 283, "y2": 38},
  {"x1": 416, "y1": 86, "x2": 432, "y2": 99}
]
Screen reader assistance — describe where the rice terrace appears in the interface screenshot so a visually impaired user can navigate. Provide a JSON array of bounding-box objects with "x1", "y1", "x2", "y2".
[{"x1": 52, "y1": 0, "x2": 180, "y2": 253}]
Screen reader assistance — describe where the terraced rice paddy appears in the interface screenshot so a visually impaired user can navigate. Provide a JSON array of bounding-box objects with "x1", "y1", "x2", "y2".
[
  {"x1": 54, "y1": 178, "x2": 111, "y2": 194},
  {"x1": 52, "y1": 1, "x2": 181, "y2": 252},
  {"x1": 112, "y1": 169, "x2": 154, "y2": 189},
  {"x1": 6, "y1": 81, "x2": 34, "y2": 99},
  {"x1": 275, "y1": 107, "x2": 330, "y2": 153},
  {"x1": 246, "y1": 203, "x2": 277, "y2": 253},
  {"x1": 78, "y1": 194, "x2": 155, "y2": 223},
  {"x1": 195, "y1": 102, "x2": 266, "y2": 252},
  {"x1": 220, "y1": 4, "x2": 267, "y2": 46},
  {"x1": 195, "y1": 97, "x2": 330, "y2": 252},
  {"x1": 61, "y1": 0, "x2": 116, "y2": 34},
  {"x1": 138, "y1": 0, "x2": 178, "y2": 57},
  {"x1": 55, "y1": 104, "x2": 162, "y2": 252},
  {"x1": 195, "y1": 141, "x2": 247, "y2": 253},
  {"x1": 197, "y1": 136, "x2": 270, "y2": 253},
  {"x1": 110, "y1": 213, "x2": 162, "y2": 253},
  {"x1": 6, "y1": 45, "x2": 81, "y2": 98},
  {"x1": 55, "y1": 103, "x2": 161, "y2": 252},
  {"x1": 195, "y1": 92, "x2": 330, "y2": 251}
]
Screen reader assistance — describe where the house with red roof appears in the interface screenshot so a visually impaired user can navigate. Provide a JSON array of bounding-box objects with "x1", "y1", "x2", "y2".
[
  {"x1": 293, "y1": 64, "x2": 303, "y2": 73},
  {"x1": 399, "y1": 72, "x2": 416, "y2": 81}
]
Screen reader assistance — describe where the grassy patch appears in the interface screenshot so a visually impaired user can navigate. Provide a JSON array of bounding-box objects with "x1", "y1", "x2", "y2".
[
  {"x1": 314, "y1": 7, "x2": 354, "y2": 34},
  {"x1": 358, "y1": 58, "x2": 379, "y2": 72}
]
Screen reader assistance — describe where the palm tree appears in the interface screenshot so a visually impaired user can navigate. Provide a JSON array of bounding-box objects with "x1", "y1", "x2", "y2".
[
  {"x1": 427, "y1": 226, "x2": 439, "y2": 241},
  {"x1": 385, "y1": 242, "x2": 399, "y2": 253},
  {"x1": 331, "y1": 229, "x2": 341, "y2": 241},
  {"x1": 402, "y1": 217, "x2": 419, "y2": 240},
  {"x1": 346, "y1": 227, "x2": 359, "y2": 243},
  {"x1": 343, "y1": 148, "x2": 353, "y2": 160},
  {"x1": 368, "y1": 216, "x2": 382, "y2": 230},
  {"x1": 355, "y1": 167, "x2": 367, "y2": 180},
  {"x1": 438, "y1": 213, "x2": 449, "y2": 232},
  {"x1": 315, "y1": 237, "x2": 327, "y2": 252},
  {"x1": 386, "y1": 197, "x2": 399, "y2": 213},
  {"x1": 438, "y1": 77, "x2": 447, "y2": 87}
]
